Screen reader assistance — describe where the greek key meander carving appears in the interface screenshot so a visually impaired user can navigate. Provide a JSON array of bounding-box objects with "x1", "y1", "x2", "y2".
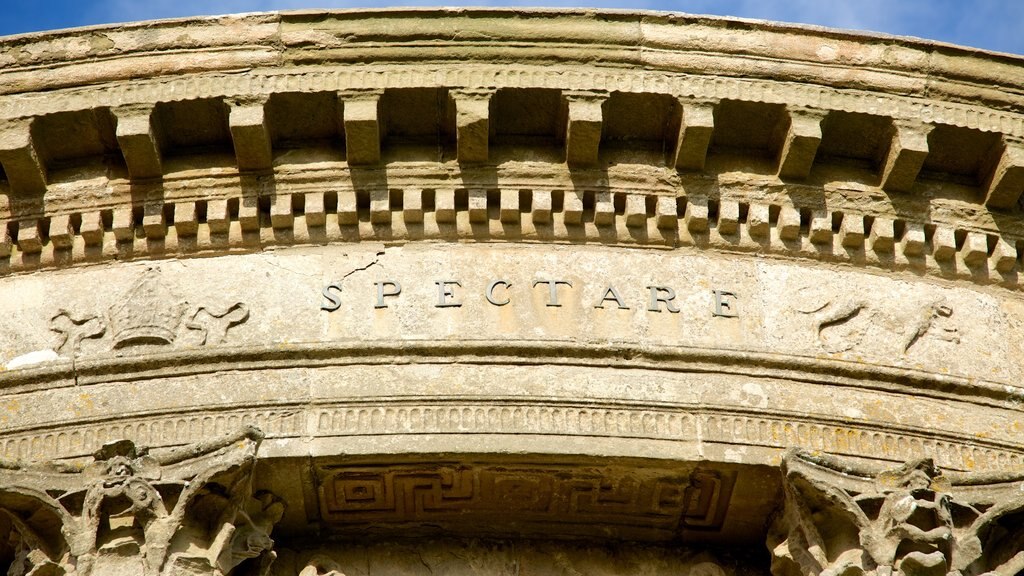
[
  {"x1": 315, "y1": 463, "x2": 733, "y2": 537},
  {"x1": 0, "y1": 426, "x2": 282, "y2": 576}
]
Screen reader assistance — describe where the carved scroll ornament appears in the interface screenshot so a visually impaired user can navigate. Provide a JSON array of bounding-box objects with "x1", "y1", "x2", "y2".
[
  {"x1": 769, "y1": 450, "x2": 1024, "y2": 576},
  {"x1": 0, "y1": 426, "x2": 282, "y2": 576}
]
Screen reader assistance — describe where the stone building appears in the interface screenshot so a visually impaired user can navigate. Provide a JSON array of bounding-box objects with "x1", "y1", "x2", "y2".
[{"x1": 0, "y1": 8, "x2": 1022, "y2": 576}]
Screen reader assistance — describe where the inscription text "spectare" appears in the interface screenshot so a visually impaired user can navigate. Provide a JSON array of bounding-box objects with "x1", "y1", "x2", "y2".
[{"x1": 321, "y1": 280, "x2": 739, "y2": 317}]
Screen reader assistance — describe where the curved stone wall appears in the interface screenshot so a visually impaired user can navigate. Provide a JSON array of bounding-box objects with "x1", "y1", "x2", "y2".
[{"x1": 0, "y1": 9, "x2": 1023, "y2": 569}]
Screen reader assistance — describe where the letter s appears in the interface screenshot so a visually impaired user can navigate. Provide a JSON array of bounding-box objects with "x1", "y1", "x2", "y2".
[{"x1": 321, "y1": 283, "x2": 343, "y2": 312}]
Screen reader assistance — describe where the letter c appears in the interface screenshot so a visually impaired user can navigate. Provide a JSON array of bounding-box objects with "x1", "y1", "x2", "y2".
[{"x1": 486, "y1": 280, "x2": 512, "y2": 306}]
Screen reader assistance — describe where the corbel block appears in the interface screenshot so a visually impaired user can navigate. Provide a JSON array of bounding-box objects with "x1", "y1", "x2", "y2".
[
  {"x1": 685, "y1": 197, "x2": 709, "y2": 233},
  {"x1": 337, "y1": 191, "x2": 358, "y2": 225},
  {"x1": 403, "y1": 189, "x2": 424, "y2": 224},
  {"x1": 468, "y1": 189, "x2": 488, "y2": 223},
  {"x1": 142, "y1": 203, "x2": 166, "y2": 239},
  {"x1": 112, "y1": 207, "x2": 135, "y2": 242},
  {"x1": 532, "y1": 190, "x2": 552, "y2": 224},
  {"x1": 271, "y1": 193, "x2": 293, "y2": 229},
  {"x1": 932, "y1": 227, "x2": 956, "y2": 261},
  {"x1": 369, "y1": 189, "x2": 390, "y2": 224},
  {"x1": 717, "y1": 200, "x2": 740, "y2": 235},
  {"x1": 174, "y1": 202, "x2": 199, "y2": 236},
  {"x1": 594, "y1": 192, "x2": 614, "y2": 226},
  {"x1": 991, "y1": 236, "x2": 1018, "y2": 272},
  {"x1": 748, "y1": 203, "x2": 771, "y2": 237},
  {"x1": 624, "y1": 194, "x2": 646, "y2": 228},
  {"x1": 112, "y1": 105, "x2": 162, "y2": 180},
  {"x1": 80, "y1": 211, "x2": 105, "y2": 245},
  {"x1": 499, "y1": 189, "x2": 519, "y2": 223},
  {"x1": 900, "y1": 222, "x2": 927, "y2": 257},
  {"x1": 452, "y1": 89, "x2": 492, "y2": 164},
  {"x1": 48, "y1": 214, "x2": 74, "y2": 249},
  {"x1": 673, "y1": 99, "x2": 715, "y2": 171},
  {"x1": 961, "y1": 231, "x2": 989, "y2": 267},
  {"x1": 305, "y1": 192, "x2": 326, "y2": 227},
  {"x1": 983, "y1": 138, "x2": 1024, "y2": 209},
  {"x1": 808, "y1": 211, "x2": 832, "y2": 245},
  {"x1": 776, "y1": 108, "x2": 825, "y2": 180},
  {"x1": 778, "y1": 205, "x2": 801, "y2": 241},
  {"x1": 435, "y1": 189, "x2": 456, "y2": 224},
  {"x1": 838, "y1": 214, "x2": 865, "y2": 248},
  {"x1": 0, "y1": 118, "x2": 47, "y2": 195},
  {"x1": 207, "y1": 199, "x2": 231, "y2": 233},
  {"x1": 868, "y1": 217, "x2": 895, "y2": 252},
  {"x1": 340, "y1": 90, "x2": 382, "y2": 166},
  {"x1": 564, "y1": 191, "x2": 584, "y2": 225},
  {"x1": 879, "y1": 121, "x2": 932, "y2": 193},
  {"x1": 16, "y1": 219, "x2": 42, "y2": 253},
  {"x1": 564, "y1": 91, "x2": 606, "y2": 167},
  {"x1": 228, "y1": 98, "x2": 273, "y2": 172},
  {"x1": 238, "y1": 195, "x2": 260, "y2": 231}
]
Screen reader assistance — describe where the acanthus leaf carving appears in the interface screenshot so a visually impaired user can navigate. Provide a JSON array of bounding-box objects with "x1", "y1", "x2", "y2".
[
  {"x1": 0, "y1": 426, "x2": 281, "y2": 576},
  {"x1": 770, "y1": 450, "x2": 1024, "y2": 576}
]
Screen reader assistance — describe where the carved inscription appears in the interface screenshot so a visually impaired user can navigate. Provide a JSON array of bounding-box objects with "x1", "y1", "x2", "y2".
[
  {"x1": 322, "y1": 278, "x2": 740, "y2": 317},
  {"x1": 317, "y1": 463, "x2": 734, "y2": 539}
]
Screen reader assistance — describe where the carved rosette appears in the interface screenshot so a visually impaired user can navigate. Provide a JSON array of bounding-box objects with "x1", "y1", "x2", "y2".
[{"x1": 0, "y1": 427, "x2": 282, "y2": 576}]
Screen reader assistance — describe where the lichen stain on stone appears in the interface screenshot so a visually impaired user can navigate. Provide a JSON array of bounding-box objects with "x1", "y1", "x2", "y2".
[{"x1": 86, "y1": 33, "x2": 116, "y2": 54}]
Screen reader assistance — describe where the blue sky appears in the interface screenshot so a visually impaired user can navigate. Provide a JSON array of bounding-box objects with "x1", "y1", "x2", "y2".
[{"x1": 3, "y1": 0, "x2": 1024, "y2": 56}]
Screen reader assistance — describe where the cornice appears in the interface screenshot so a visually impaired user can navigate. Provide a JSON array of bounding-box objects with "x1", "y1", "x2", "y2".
[{"x1": 0, "y1": 13, "x2": 1022, "y2": 286}]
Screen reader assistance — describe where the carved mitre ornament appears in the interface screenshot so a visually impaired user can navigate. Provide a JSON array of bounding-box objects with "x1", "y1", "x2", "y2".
[
  {"x1": 769, "y1": 450, "x2": 1024, "y2": 576},
  {"x1": 107, "y1": 270, "x2": 188, "y2": 348}
]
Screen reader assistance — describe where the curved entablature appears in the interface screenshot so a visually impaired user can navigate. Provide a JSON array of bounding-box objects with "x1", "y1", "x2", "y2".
[
  {"x1": 2, "y1": 12, "x2": 1024, "y2": 571},
  {"x1": 0, "y1": 10, "x2": 1022, "y2": 286}
]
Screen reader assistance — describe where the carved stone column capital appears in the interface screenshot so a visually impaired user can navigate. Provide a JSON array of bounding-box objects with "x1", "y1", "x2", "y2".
[
  {"x1": 769, "y1": 450, "x2": 1024, "y2": 576},
  {"x1": 0, "y1": 426, "x2": 281, "y2": 576}
]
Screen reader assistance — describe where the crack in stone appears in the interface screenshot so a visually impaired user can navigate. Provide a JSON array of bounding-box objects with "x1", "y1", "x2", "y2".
[{"x1": 337, "y1": 250, "x2": 386, "y2": 287}]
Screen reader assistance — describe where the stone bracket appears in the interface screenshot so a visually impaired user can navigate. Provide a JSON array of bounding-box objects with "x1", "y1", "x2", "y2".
[
  {"x1": 879, "y1": 120, "x2": 932, "y2": 193},
  {"x1": 113, "y1": 104, "x2": 163, "y2": 180},
  {"x1": 339, "y1": 89, "x2": 383, "y2": 166},
  {"x1": 673, "y1": 99, "x2": 716, "y2": 172},
  {"x1": 228, "y1": 96, "x2": 273, "y2": 172},
  {"x1": 775, "y1": 107, "x2": 826, "y2": 180},
  {"x1": 0, "y1": 118, "x2": 47, "y2": 195},
  {"x1": 983, "y1": 137, "x2": 1024, "y2": 209},
  {"x1": 452, "y1": 88, "x2": 493, "y2": 164},
  {"x1": 564, "y1": 90, "x2": 607, "y2": 167}
]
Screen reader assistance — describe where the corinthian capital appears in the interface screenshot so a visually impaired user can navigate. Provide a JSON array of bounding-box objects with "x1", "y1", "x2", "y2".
[
  {"x1": 0, "y1": 426, "x2": 281, "y2": 576},
  {"x1": 770, "y1": 450, "x2": 1024, "y2": 576}
]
